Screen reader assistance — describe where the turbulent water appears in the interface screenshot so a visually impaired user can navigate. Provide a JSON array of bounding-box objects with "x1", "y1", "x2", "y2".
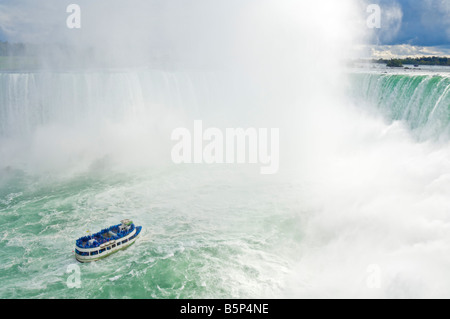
[
  {"x1": 0, "y1": 69, "x2": 304, "y2": 299},
  {"x1": 2, "y1": 67, "x2": 450, "y2": 298}
]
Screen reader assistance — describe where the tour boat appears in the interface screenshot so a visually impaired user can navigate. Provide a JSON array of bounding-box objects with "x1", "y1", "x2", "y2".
[{"x1": 75, "y1": 219, "x2": 142, "y2": 263}]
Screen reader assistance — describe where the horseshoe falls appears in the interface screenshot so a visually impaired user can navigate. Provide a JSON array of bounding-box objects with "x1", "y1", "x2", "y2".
[
  {"x1": 2, "y1": 66, "x2": 450, "y2": 299},
  {"x1": 350, "y1": 73, "x2": 450, "y2": 141}
]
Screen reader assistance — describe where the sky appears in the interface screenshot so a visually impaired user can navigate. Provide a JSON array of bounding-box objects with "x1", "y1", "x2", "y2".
[
  {"x1": 0, "y1": 0, "x2": 449, "y2": 58},
  {"x1": 361, "y1": 0, "x2": 450, "y2": 57},
  {"x1": 371, "y1": 0, "x2": 450, "y2": 46}
]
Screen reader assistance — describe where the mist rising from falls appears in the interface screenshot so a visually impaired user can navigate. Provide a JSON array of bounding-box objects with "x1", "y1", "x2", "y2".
[
  {"x1": 0, "y1": 69, "x2": 267, "y2": 174},
  {"x1": 281, "y1": 70, "x2": 450, "y2": 298},
  {"x1": 0, "y1": 0, "x2": 363, "y2": 176},
  {"x1": 5, "y1": 0, "x2": 450, "y2": 298}
]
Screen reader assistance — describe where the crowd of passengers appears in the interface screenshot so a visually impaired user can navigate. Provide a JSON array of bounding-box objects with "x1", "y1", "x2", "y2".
[{"x1": 76, "y1": 223, "x2": 136, "y2": 249}]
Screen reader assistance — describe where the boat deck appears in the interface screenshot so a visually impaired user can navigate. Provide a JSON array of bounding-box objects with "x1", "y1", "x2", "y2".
[{"x1": 76, "y1": 223, "x2": 136, "y2": 250}]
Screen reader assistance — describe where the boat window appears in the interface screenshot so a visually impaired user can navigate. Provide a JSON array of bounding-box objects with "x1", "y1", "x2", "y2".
[
  {"x1": 99, "y1": 248, "x2": 106, "y2": 254},
  {"x1": 123, "y1": 239, "x2": 128, "y2": 243},
  {"x1": 91, "y1": 251, "x2": 98, "y2": 256},
  {"x1": 107, "y1": 246, "x2": 111, "y2": 250},
  {"x1": 117, "y1": 242, "x2": 121, "y2": 246},
  {"x1": 112, "y1": 244, "x2": 116, "y2": 248}
]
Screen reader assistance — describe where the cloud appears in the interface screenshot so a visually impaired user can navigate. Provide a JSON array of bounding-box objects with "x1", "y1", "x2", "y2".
[
  {"x1": 361, "y1": 0, "x2": 450, "y2": 46},
  {"x1": 0, "y1": 1, "x2": 62, "y2": 43},
  {"x1": 363, "y1": 44, "x2": 450, "y2": 59},
  {"x1": 378, "y1": 2, "x2": 403, "y2": 44},
  {"x1": 420, "y1": 0, "x2": 450, "y2": 42},
  {"x1": 394, "y1": 0, "x2": 450, "y2": 46}
]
